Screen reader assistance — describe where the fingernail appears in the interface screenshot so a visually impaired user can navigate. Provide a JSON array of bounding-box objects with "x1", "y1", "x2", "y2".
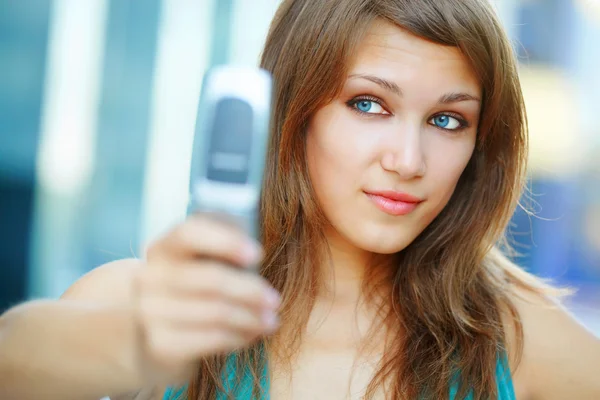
[
  {"x1": 242, "y1": 242, "x2": 262, "y2": 264},
  {"x1": 262, "y1": 311, "x2": 279, "y2": 329},
  {"x1": 265, "y1": 288, "x2": 281, "y2": 309}
]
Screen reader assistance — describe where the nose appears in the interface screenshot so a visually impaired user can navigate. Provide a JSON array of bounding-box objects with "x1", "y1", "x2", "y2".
[{"x1": 380, "y1": 122, "x2": 426, "y2": 179}]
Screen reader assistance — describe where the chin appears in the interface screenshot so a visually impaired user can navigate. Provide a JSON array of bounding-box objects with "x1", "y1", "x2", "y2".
[
  {"x1": 345, "y1": 228, "x2": 416, "y2": 255},
  {"x1": 360, "y1": 239, "x2": 411, "y2": 255},
  {"x1": 326, "y1": 214, "x2": 425, "y2": 256}
]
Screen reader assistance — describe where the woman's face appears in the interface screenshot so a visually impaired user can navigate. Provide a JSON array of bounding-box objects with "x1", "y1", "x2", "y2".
[{"x1": 306, "y1": 21, "x2": 481, "y2": 257}]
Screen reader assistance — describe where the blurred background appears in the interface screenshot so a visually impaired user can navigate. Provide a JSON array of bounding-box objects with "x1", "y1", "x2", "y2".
[{"x1": 0, "y1": 0, "x2": 598, "y2": 335}]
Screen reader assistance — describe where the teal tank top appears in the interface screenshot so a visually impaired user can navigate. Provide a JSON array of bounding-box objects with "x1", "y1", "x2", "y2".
[{"x1": 163, "y1": 354, "x2": 515, "y2": 399}]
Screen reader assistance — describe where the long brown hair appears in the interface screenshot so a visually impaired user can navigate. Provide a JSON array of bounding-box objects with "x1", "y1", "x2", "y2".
[{"x1": 187, "y1": 1, "x2": 565, "y2": 399}]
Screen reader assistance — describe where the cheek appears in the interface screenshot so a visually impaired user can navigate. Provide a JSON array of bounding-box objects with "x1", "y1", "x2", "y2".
[
  {"x1": 306, "y1": 110, "x2": 369, "y2": 202},
  {"x1": 426, "y1": 139, "x2": 475, "y2": 206},
  {"x1": 307, "y1": 137, "x2": 350, "y2": 218}
]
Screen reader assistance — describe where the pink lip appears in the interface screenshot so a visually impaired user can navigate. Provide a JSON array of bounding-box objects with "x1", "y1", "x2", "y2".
[{"x1": 364, "y1": 190, "x2": 423, "y2": 216}]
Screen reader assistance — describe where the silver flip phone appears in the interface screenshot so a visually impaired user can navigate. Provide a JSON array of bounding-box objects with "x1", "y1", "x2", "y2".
[{"x1": 187, "y1": 66, "x2": 273, "y2": 239}]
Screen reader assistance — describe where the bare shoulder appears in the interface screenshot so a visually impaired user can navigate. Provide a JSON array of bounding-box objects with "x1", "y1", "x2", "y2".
[
  {"x1": 503, "y1": 285, "x2": 600, "y2": 400},
  {"x1": 60, "y1": 258, "x2": 144, "y2": 304}
]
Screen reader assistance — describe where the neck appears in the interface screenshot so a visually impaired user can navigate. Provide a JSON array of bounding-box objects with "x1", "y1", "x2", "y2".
[
  {"x1": 316, "y1": 226, "x2": 391, "y2": 305},
  {"x1": 270, "y1": 227, "x2": 395, "y2": 362}
]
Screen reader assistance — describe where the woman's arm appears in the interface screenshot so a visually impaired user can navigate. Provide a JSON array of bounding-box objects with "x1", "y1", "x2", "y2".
[
  {"x1": 512, "y1": 288, "x2": 600, "y2": 400},
  {"x1": 0, "y1": 215, "x2": 278, "y2": 400},
  {"x1": 0, "y1": 259, "x2": 148, "y2": 400}
]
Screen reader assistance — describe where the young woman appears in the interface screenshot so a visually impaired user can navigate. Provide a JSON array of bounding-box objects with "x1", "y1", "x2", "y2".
[{"x1": 0, "y1": 1, "x2": 598, "y2": 399}]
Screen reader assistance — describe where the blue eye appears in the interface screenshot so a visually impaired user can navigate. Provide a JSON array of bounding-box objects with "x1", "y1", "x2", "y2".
[
  {"x1": 429, "y1": 114, "x2": 464, "y2": 130},
  {"x1": 357, "y1": 100, "x2": 373, "y2": 112},
  {"x1": 348, "y1": 97, "x2": 389, "y2": 115}
]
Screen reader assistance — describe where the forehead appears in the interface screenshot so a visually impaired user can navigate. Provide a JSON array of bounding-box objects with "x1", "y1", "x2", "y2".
[{"x1": 348, "y1": 20, "x2": 481, "y2": 94}]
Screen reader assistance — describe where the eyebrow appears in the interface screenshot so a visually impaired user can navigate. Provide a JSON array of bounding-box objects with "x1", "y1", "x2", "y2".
[
  {"x1": 347, "y1": 73, "x2": 481, "y2": 104},
  {"x1": 438, "y1": 92, "x2": 481, "y2": 104},
  {"x1": 348, "y1": 74, "x2": 402, "y2": 96}
]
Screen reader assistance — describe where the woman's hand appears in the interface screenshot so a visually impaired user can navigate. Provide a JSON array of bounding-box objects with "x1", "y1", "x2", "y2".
[{"x1": 133, "y1": 213, "x2": 280, "y2": 384}]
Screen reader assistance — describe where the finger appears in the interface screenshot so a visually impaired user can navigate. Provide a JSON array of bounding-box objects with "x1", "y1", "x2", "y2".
[
  {"x1": 146, "y1": 297, "x2": 279, "y2": 336},
  {"x1": 147, "y1": 326, "x2": 253, "y2": 361},
  {"x1": 195, "y1": 327, "x2": 265, "y2": 354},
  {"x1": 148, "y1": 214, "x2": 262, "y2": 267},
  {"x1": 167, "y1": 261, "x2": 280, "y2": 310}
]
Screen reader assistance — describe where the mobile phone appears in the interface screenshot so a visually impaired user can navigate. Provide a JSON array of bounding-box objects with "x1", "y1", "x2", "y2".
[{"x1": 187, "y1": 66, "x2": 272, "y2": 239}]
